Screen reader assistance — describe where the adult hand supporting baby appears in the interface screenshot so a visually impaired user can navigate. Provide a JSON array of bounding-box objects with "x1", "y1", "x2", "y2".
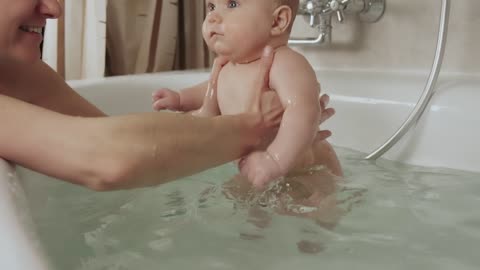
[
  {"x1": 239, "y1": 47, "x2": 336, "y2": 188},
  {"x1": 192, "y1": 56, "x2": 229, "y2": 117},
  {"x1": 246, "y1": 46, "x2": 284, "y2": 136},
  {"x1": 247, "y1": 47, "x2": 334, "y2": 143},
  {"x1": 317, "y1": 93, "x2": 335, "y2": 140}
]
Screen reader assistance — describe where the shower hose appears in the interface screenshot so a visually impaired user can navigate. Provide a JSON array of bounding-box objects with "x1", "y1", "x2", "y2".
[{"x1": 365, "y1": 0, "x2": 451, "y2": 160}]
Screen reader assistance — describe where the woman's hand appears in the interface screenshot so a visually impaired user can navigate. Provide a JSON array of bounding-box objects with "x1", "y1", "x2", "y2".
[
  {"x1": 317, "y1": 93, "x2": 335, "y2": 140},
  {"x1": 239, "y1": 92, "x2": 336, "y2": 188},
  {"x1": 246, "y1": 47, "x2": 335, "y2": 143},
  {"x1": 192, "y1": 56, "x2": 229, "y2": 117},
  {"x1": 238, "y1": 46, "x2": 336, "y2": 188},
  {"x1": 245, "y1": 46, "x2": 284, "y2": 139}
]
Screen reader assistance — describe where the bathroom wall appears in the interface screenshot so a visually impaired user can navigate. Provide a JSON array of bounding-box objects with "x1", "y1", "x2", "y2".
[{"x1": 291, "y1": 0, "x2": 480, "y2": 75}]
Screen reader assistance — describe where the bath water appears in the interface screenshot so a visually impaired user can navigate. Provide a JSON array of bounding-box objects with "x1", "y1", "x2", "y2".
[{"x1": 20, "y1": 147, "x2": 480, "y2": 270}]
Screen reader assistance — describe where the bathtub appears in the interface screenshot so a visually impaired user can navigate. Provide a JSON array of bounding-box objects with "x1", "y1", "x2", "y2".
[{"x1": 1, "y1": 70, "x2": 479, "y2": 269}]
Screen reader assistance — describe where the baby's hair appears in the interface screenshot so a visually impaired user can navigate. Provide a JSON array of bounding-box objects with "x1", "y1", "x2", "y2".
[
  {"x1": 274, "y1": 0, "x2": 299, "y2": 32},
  {"x1": 274, "y1": 0, "x2": 300, "y2": 13}
]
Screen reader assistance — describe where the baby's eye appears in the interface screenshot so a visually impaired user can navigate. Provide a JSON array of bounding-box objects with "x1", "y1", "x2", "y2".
[
  {"x1": 227, "y1": 0, "x2": 239, "y2": 8},
  {"x1": 207, "y1": 2, "x2": 215, "y2": 11}
]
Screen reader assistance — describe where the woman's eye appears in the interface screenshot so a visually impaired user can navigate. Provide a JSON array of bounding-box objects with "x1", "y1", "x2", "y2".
[
  {"x1": 227, "y1": 0, "x2": 238, "y2": 8},
  {"x1": 207, "y1": 3, "x2": 215, "y2": 11}
]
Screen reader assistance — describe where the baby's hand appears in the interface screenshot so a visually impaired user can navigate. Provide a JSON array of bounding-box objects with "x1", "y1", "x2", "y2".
[
  {"x1": 238, "y1": 151, "x2": 284, "y2": 188},
  {"x1": 152, "y1": 88, "x2": 181, "y2": 111}
]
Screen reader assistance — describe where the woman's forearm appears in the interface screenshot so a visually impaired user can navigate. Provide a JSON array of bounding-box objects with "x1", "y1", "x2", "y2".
[
  {"x1": 0, "y1": 94, "x2": 261, "y2": 191},
  {"x1": 90, "y1": 112, "x2": 262, "y2": 190},
  {"x1": 0, "y1": 60, "x2": 105, "y2": 117}
]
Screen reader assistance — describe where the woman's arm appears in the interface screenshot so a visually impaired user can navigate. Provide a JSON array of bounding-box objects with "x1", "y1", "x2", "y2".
[
  {"x1": 0, "y1": 60, "x2": 104, "y2": 117},
  {"x1": 0, "y1": 94, "x2": 271, "y2": 191},
  {"x1": 0, "y1": 47, "x2": 280, "y2": 191}
]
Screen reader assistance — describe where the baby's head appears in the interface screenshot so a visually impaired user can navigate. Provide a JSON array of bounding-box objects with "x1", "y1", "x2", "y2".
[
  {"x1": 273, "y1": 0, "x2": 300, "y2": 32},
  {"x1": 203, "y1": 0, "x2": 299, "y2": 63}
]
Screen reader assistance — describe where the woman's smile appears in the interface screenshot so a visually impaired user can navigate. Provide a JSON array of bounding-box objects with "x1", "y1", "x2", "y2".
[{"x1": 18, "y1": 25, "x2": 44, "y2": 43}]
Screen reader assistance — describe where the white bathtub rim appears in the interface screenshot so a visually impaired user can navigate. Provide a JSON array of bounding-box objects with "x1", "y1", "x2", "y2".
[
  {"x1": 68, "y1": 69, "x2": 480, "y2": 174},
  {"x1": 0, "y1": 159, "x2": 50, "y2": 270}
]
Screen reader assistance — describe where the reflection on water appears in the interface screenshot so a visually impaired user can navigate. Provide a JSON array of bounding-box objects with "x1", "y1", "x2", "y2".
[{"x1": 20, "y1": 147, "x2": 480, "y2": 270}]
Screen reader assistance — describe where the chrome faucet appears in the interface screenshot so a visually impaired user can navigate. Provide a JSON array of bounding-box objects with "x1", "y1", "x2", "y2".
[{"x1": 289, "y1": 0, "x2": 385, "y2": 45}]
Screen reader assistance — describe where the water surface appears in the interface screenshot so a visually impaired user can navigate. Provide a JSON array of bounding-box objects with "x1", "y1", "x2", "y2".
[{"x1": 21, "y1": 147, "x2": 480, "y2": 270}]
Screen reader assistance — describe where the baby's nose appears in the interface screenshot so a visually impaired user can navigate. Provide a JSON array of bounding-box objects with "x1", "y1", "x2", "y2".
[{"x1": 207, "y1": 12, "x2": 222, "y2": 24}]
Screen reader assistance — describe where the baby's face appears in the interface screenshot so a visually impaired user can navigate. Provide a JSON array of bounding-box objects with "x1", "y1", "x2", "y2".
[{"x1": 202, "y1": 0, "x2": 278, "y2": 63}]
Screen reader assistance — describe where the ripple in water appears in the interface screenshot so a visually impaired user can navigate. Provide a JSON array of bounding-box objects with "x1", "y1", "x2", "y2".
[{"x1": 21, "y1": 147, "x2": 480, "y2": 270}]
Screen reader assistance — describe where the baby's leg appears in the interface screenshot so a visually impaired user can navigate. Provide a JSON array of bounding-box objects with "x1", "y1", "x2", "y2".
[
  {"x1": 280, "y1": 168, "x2": 342, "y2": 254},
  {"x1": 223, "y1": 175, "x2": 272, "y2": 240},
  {"x1": 223, "y1": 170, "x2": 342, "y2": 254},
  {"x1": 277, "y1": 168, "x2": 341, "y2": 225},
  {"x1": 310, "y1": 138, "x2": 343, "y2": 177}
]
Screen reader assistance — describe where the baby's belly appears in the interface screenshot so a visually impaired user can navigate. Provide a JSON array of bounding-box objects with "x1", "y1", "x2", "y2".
[
  {"x1": 219, "y1": 101, "x2": 247, "y2": 116},
  {"x1": 217, "y1": 74, "x2": 258, "y2": 115},
  {"x1": 217, "y1": 90, "x2": 252, "y2": 116}
]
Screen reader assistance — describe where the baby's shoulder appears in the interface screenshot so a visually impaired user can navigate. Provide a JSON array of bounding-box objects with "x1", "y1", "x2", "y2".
[
  {"x1": 270, "y1": 46, "x2": 317, "y2": 86},
  {"x1": 272, "y1": 46, "x2": 312, "y2": 68},
  {"x1": 270, "y1": 46, "x2": 316, "y2": 80}
]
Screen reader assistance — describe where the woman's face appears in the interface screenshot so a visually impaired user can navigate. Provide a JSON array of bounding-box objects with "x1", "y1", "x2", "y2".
[{"x1": 0, "y1": 0, "x2": 61, "y2": 62}]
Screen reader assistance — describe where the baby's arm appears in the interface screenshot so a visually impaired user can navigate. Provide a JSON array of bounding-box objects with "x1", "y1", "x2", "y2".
[
  {"x1": 152, "y1": 81, "x2": 208, "y2": 112},
  {"x1": 152, "y1": 58, "x2": 228, "y2": 117},
  {"x1": 240, "y1": 49, "x2": 320, "y2": 187}
]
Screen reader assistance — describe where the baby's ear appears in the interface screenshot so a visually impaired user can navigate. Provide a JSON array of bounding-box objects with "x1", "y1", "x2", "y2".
[{"x1": 271, "y1": 6, "x2": 293, "y2": 36}]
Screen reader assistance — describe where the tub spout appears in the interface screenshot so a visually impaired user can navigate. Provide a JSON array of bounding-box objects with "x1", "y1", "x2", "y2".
[{"x1": 289, "y1": 0, "x2": 385, "y2": 45}]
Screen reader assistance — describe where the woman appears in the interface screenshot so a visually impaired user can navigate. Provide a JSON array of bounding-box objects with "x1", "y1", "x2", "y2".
[{"x1": 0, "y1": 0, "x2": 334, "y2": 191}]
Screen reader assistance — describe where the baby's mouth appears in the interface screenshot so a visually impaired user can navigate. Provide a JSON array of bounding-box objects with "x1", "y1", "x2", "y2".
[
  {"x1": 210, "y1": 31, "x2": 224, "y2": 39},
  {"x1": 19, "y1": 25, "x2": 43, "y2": 34}
]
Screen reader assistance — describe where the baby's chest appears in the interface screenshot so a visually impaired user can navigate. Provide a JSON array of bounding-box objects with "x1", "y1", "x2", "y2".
[{"x1": 216, "y1": 65, "x2": 267, "y2": 115}]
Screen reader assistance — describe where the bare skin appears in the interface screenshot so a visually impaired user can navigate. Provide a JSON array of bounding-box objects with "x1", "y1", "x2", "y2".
[
  {"x1": 151, "y1": 1, "x2": 345, "y2": 250},
  {"x1": 150, "y1": 0, "x2": 346, "y2": 254},
  {"x1": 152, "y1": 0, "x2": 342, "y2": 187},
  {"x1": 0, "y1": 0, "x2": 285, "y2": 191}
]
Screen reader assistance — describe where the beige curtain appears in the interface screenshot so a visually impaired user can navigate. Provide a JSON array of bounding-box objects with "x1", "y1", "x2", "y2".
[
  {"x1": 43, "y1": 0, "x2": 107, "y2": 80},
  {"x1": 107, "y1": 0, "x2": 178, "y2": 75},
  {"x1": 43, "y1": 0, "x2": 212, "y2": 78},
  {"x1": 175, "y1": 0, "x2": 213, "y2": 70},
  {"x1": 107, "y1": 0, "x2": 213, "y2": 76}
]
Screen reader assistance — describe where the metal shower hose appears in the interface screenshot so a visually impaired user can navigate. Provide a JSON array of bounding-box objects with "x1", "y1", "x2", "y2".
[{"x1": 365, "y1": 0, "x2": 451, "y2": 160}]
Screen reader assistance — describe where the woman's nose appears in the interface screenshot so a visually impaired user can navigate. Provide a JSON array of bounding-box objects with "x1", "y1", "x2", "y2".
[{"x1": 37, "y1": 0, "x2": 63, "y2": 19}]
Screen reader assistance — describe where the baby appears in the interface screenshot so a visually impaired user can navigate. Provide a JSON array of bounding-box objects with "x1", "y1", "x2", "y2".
[{"x1": 152, "y1": 0, "x2": 342, "y2": 187}]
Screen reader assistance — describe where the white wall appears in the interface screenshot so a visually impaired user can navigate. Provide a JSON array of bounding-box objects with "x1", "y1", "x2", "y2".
[{"x1": 291, "y1": 0, "x2": 479, "y2": 75}]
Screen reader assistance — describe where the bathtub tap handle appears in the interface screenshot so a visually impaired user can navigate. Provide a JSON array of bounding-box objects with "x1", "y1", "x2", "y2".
[
  {"x1": 289, "y1": 0, "x2": 385, "y2": 45},
  {"x1": 324, "y1": 0, "x2": 350, "y2": 23},
  {"x1": 336, "y1": 10, "x2": 345, "y2": 23}
]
